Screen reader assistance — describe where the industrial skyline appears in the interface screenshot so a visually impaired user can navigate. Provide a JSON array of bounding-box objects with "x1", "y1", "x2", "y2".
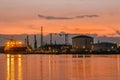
[{"x1": 0, "y1": 33, "x2": 120, "y2": 47}]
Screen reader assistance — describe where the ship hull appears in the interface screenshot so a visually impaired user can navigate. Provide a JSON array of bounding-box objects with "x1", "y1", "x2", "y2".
[{"x1": 4, "y1": 46, "x2": 27, "y2": 54}]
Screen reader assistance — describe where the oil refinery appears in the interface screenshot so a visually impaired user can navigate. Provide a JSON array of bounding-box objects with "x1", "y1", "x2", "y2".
[{"x1": 0, "y1": 26, "x2": 119, "y2": 54}]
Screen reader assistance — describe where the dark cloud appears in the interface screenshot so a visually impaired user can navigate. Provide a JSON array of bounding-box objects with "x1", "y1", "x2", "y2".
[
  {"x1": 76, "y1": 15, "x2": 99, "y2": 18},
  {"x1": 85, "y1": 15, "x2": 99, "y2": 18},
  {"x1": 38, "y1": 14, "x2": 99, "y2": 20},
  {"x1": 76, "y1": 16, "x2": 85, "y2": 18},
  {"x1": 38, "y1": 14, "x2": 73, "y2": 20}
]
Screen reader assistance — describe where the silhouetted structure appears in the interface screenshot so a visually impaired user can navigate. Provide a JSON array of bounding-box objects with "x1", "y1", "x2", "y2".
[
  {"x1": 50, "y1": 33, "x2": 52, "y2": 45},
  {"x1": 0, "y1": 46, "x2": 5, "y2": 53},
  {"x1": 92, "y1": 42, "x2": 117, "y2": 52},
  {"x1": 34, "y1": 35, "x2": 37, "y2": 49},
  {"x1": 72, "y1": 35, "x2": 93, "y2": 52},
  {"x1": 43, "y1": 44, "x2": 72, "y2": 53},
  {"x1": 4, "y1": 39, "x2": 27, "y2": 53},
  {"x1": 41, "y1": 26, "x2": 44, "y2": 47},
  {"x1": 26, "y1": 35, "x2": 29, "y2": 46}
]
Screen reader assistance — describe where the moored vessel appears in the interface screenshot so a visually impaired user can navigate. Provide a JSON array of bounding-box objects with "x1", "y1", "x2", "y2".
[{"x1": 4, "y1": 39, "x2": 27, "y2": 54}]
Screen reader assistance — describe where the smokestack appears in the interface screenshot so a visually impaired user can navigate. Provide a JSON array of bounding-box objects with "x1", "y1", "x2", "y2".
[
  {"x1": 65, "y1": 34, "x2": 68, "y2": 45},
  {"x1": 41, "y1": 26, "x2": 43, "y2": 47},
  {"x1": 26, "y1": 35, "x2": 29, "y2": 46},
  {"x1": 34, "y1": 35, "x2": 37, "y2": 49},
  {"x1": 50, "y1": 33, "x2": 52, "y2": 45}
]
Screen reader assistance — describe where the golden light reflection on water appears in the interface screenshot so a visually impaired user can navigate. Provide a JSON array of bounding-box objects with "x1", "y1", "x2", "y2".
[
  {"x1": 7, "y1": 54, "x2": 10, "y2": 80},
  {"x1": 18, "y1": 55, "x2": 22, "y2": 80},
  {"x1": 6, "y1": 54, "x2": 22, "y2": 80},
  {"x1": 2, "y1": 54, "x2": 120, "y2": 80},
  {"x1": 83, "y1": 55, "x2": 86, "y2": 80},
  {"x1": 117, "y1": 55, "x2": 120, "y2": 80},
  {"x1": 7, "y1": 54, "x2": 15, "y2": 80}
]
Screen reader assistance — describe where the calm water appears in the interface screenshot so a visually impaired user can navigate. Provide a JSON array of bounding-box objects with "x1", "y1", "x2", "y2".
[{"x1": 0, "y1": 54, "x2": 120, "y2": 80}]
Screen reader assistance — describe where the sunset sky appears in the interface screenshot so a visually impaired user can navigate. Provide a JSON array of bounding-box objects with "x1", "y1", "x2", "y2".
[{"x1": 0, "y1": 0, "x2": 120, "y2": 36}]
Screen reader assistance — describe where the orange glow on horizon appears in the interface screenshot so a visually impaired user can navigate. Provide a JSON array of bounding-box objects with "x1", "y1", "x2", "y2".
[{"x1": 0, "y1": 14, "x2": 119, "y2": 37}]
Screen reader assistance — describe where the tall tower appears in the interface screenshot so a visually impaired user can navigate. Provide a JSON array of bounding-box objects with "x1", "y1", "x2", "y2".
[
  {"x1": 50, "y1": 33, "x2": 52, "y2": 45},
  {"x1": 26, "y1": 35, "x2": 29, "y2": 46},
  {"x1": 65, "y1": 34, "x2": 68, "y2": 45},
  {"x1": 41, "y1": 26, "x2": 43, "y2": 47},
  {"x1": 34, "y1": 35, "x2": 37, "y2": 49}
]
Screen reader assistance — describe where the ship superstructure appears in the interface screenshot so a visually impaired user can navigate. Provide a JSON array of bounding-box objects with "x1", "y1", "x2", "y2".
[{"x1": 4, "y1": 39, "x2": 27, "y2": 53}]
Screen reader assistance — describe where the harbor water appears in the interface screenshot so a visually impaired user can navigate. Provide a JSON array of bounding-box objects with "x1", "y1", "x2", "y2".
[{"x1": 0, "y1": 54, "x2": 120, "y2": 80}]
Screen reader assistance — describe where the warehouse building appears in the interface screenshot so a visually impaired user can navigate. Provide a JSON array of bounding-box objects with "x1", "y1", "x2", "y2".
[{"x1": 72, "y1": 35, "x2": 93, "y2": 52}]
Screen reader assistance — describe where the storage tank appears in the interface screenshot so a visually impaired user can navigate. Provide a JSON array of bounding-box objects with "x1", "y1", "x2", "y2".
[{"x1": 72, "y1": 35, "x2": 93, "y2": 52}]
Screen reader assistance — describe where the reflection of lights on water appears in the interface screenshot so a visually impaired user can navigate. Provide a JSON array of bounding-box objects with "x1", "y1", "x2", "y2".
[
  {"x1": 18, "y1": 55, "x2": 21, "y2": 58},
  {"x1": 90, "y1": 55, "x2": 94, "y2": 79},
  {"x1": 83, "y1": 55, "x2": 86, "y2": 80},
  {"x1": 7, "y1": 54, "x2": 22, "y2": 80},
  {"x1": 7, "y1": 54, "x2": 10, "y2": 58},
  {"x1": 18, "y1": 55, "x2": 22, "y2": 80},
  {"x1": 11, "y1": 55, "x2": 14, "y2": 58},
  {"x1": 7, "y1": 54, "x2": 10, "y2": 80},
  {"x1": 49, "y1": 55, "x2": 51, "y2": 80},
  {"x1": 117, "y1": 55, "x2": 120, "y2": 73},
  {"x1": 11, "y1": 57, "x2": 14, "y2": 80}
]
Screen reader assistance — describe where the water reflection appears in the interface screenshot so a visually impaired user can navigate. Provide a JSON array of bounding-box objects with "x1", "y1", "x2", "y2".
[
  {"x1": 6, "y1": 54, "x2": 22, "y2": 80},
  {"x1": 117, "y1": 55, "x2": 120, "y2": 80},
  {"x1": 0, "y1": 54, "x2": 120, "y2": 80},
  {"x1": 6, "y1": 54, "x2": 10, "y2": 80},
  {"x1": 18, "y1": 55, "x2": 22, "y2": 80}
]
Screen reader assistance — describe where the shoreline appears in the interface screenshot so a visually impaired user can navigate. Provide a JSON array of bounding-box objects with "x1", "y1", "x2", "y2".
[{"x1": 0, "y1": 51, "x2": 120, "y2": 55}]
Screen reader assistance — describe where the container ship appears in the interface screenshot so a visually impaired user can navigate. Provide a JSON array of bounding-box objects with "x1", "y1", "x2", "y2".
[{"x1": 4, "y1": 39, "x2": 27, "y2": 54}]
